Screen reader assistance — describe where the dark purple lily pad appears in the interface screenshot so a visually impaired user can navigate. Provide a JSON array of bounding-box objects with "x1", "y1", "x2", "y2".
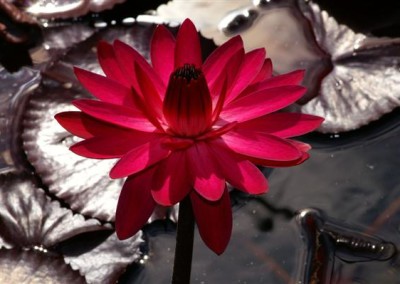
[
  {"x1": 0, "y1": 173, "x2": 101, "y2": 248},
  {"x1": 22, "y1": 83, "x2": 122, "y2": 222},
  {"x1": 0, "y1": 172, "x2": 144, "y2": 283}
]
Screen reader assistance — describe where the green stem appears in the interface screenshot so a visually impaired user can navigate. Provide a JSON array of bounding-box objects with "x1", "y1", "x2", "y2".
[{"x1": 171, "y1": 196, "x2": 195, "y2": 284}]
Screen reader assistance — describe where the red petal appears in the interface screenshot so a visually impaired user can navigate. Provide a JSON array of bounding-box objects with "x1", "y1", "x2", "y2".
[
  {"x1": 265, "y1": 69, "x2": 305, "y2": 86},
  {"x1": 55, "y1": 111, "x2": 145, "y2": 139},
  {"x1": 221, "y1": 130, "x2": 302, "y2": 161},
  {"x1": 70, "y1": 131, "x2": 157, "y2": 159},
  {"x1": 151, "y1": 24, "x2": 176, "y2": 85},
  {"x1": 186, "y1": 143, "x2": 225, "y2": 201},
  {"x1": 225, "y1": 48, "x2": 266, "y2": 105},
  {"x1": 190, "y1": 188, "x2": 232, "y2": 255},
  {"x1": 243, "y1": 69, "x2": 305, "y2": 96},
  {"x1": 220, "y1": 85, "x2": 306, "y2": 122},
  {"x1": 251, "y1": 58, "x2": 273, "y2": 84},
  {"x1": 208, "y1": 48, "x2": 243, "y2": 100},
  {"x1": 174, "y1": 19, "x2": 202, "y2": 68},
  {"x1": 237, "y1": 113, "x2": 324, "y2": 138},
  {"x1": 55, "y1": 111, "x2": 95, "y2": 139},
  {"x1": 246, "y1": 139, "x2": 311, "y2": 167},
  {"x1": 134, "y1": 62, "x2": 163, "y2": 118},
  {"x1": 151, "y1": 151, "x2": 191, "y2": 206},
  {"x1": 74, "y1": 67, "x2": 134, "y2": 106},
  {"x1": 203, "y1": 35, "x2": 243, "y2": 85},
  {"x1": 116, "y1": 169, "x2": 156, "y2": 239},
  {"x1": 288, "y1": 139, "x2": 312, "y2": 152},
  {"x1": 113, "y1": 40, "x2": 165, "y2": 95},
  {"x1": 73, "y1": 99, "x2": 158, "y2": 132},
  {"x1": 249, "y1": 152, "x2": 310, "y2": 168},
  {"x1": 208, "y1": 48, "x2": 244, "y2": 104},
  {"x1": 208, "y1": 141, "x2": 268, "y2": 195},
  {"x1": 211, "y1": 74, "x2": 228, "y2": 122},
  {"x1": 109, "y1": 139, "x2": 170, "y2": 179},
  {"x1": 97, "y1": 40, "x2": 130, "y2": 86}
]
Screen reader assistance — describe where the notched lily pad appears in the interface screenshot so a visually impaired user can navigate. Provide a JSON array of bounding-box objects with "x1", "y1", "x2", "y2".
[
  {"x1": 0, "y1": 248, "x2": 85, "y2": 283},
  {"x1": 0, "y1": 173, "x2": 101, "y2": 248},
  {"x1": 22, "y1": 83, "x2": 122, "y2": 222},
  {"x1": 64, "y1": 232, "x2": 143, "y2": 284},
  {"x1": 299, "y1": 3, "x2": 400, "y2": 133},
  {"x1": 0, "y1": 172, "x2": 143, "y2": 283},
  {"x1": 0, "y1": 66, "x2": 40, "y2": 172},
  {"x1": 31, "y1": 24, "x2": 96, "y2": 70}
]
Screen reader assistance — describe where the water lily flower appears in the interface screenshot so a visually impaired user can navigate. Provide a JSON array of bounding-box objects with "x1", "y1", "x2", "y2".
[{"x1": 55, "y1": 19, "x2": 323, "y2": 255}]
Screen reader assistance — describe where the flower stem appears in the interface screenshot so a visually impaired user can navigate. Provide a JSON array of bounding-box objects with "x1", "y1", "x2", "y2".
[{"x1": 171, "y1": 196, "x2": 195, "y2": 284}]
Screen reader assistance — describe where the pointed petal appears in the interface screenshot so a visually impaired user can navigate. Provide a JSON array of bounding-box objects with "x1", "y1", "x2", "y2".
[
  {"x1": 113, "y1": 40, "x2": 165, "y2": 95},
  {"x1": 265, "y1": 69, "x2": 305, "y2": 87},
  {"x1": 151, "y1": 151, "x2": 191, "y2": 206},
  {"x1": 55, "y1": 111, "x2": 148, "y2": 139},
  {"x1": 186, "y1": 143, "x2": 225, "y2": 201},
  {"x1": 211, "y1": 74, "x2": 228, "y2": 122},
  {"x1": 97, "y1": 40, "x2": 130, "y2": 86},
  {"x1": 70, "y1": 137, "x2": 130, "y2": 159},
  {"x1": 55, "y1": 111, "x2": 96, "y2": 139},
  {"x1": 74, "y1": 67, "x2": 134, "y2": 106},
  {"x1": 225, "y1": 48, "x2": 266, "y2": 104},
  {"x1": 249, "y1": 151, "x2": 310, "y2": 168},
  {"x1": 251, "y1": 58, "x2": 273, "y2": 84},
  {"x1": 203, "y1": 35, "x2": 243, "y2": 85},
  {"x1": 221, "y1": 130, "x2": 302, "y2": 161},
  {"x1": 209, "y1": 48, "x2": 244, "y2": 100},
  {"x1": 237, "y1": 113, "x2": 324, "y2": 138},
  {"x1": 247, "y1": 138, "x2": 311, "y2": 167},
  {"x1": 208, "y1": 141, "x2": 268, "y2": 195},
  {"x1": 151, "y1": 24, "x2": 176, "y2": 85},
  {"x1": 110, "y1": 139, "x2": 170, "y2": 179},
  {"x1": 249, "y1": 153, "x2": 309, "y2": 167},
  {"x1": 175, "y1": 19, "x2": 202, "y2": 68},
  {"x1": 220, "y1": 86, "x2": 306, "y2": 122},
  {"x1": 73, "y1": 99, "x2": 157, "y2": 132},
  {"x1": 134, "y1": 62, "x2": 163, "y2": 118},
  {"x1": 244, "y1": 69, "x2": 305, "y2": 96},
  {"x1": 116, "y1": 169, "x2": 156, "y2": 239},
  {"x1": 288, "y1": 139, "x2": 312, "y2": 152},
  {"x1": 240, "y1": 135, "x2": 312, "y2": 168},
  {"x1": 70, "y1": 131, "x2": 157, "y2": 159},
  {"x1": 190, "y1": 188, "x2": 232, "y2": 255}
]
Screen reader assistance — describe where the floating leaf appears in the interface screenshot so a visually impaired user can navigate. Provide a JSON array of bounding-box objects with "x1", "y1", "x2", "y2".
[
  {"x1": 64, "y1": 232, "x2": 143, "y2": 283},
  {"x1": 22, "y1": 84, "x2": 122, "y2": 222},
  {"x1": 0, "y1": 248, "x2": 85, "y2": 283},
  {"x1": 0, "y1": 173, "x2": 101, "y2": 248}
]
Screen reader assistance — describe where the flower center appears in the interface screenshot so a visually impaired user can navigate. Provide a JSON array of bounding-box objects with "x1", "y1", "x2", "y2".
[{"x1": 163, "y1": 64, "x2": 213, "y2": 137}]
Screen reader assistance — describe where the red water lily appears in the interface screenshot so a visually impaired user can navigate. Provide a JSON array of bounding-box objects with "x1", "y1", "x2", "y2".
[{"x1": 55, "y1": 19, "x2": 323, "y2": 254}]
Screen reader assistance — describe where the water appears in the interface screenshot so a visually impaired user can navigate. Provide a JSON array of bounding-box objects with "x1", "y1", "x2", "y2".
[{"x1": 1, "y1": 0, "x2": 400, "y2": 283}]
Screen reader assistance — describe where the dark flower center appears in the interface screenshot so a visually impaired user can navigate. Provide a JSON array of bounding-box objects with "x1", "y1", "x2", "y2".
[{"x1": 173, "y1": 64, "x2": 201, "y2": 82}]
